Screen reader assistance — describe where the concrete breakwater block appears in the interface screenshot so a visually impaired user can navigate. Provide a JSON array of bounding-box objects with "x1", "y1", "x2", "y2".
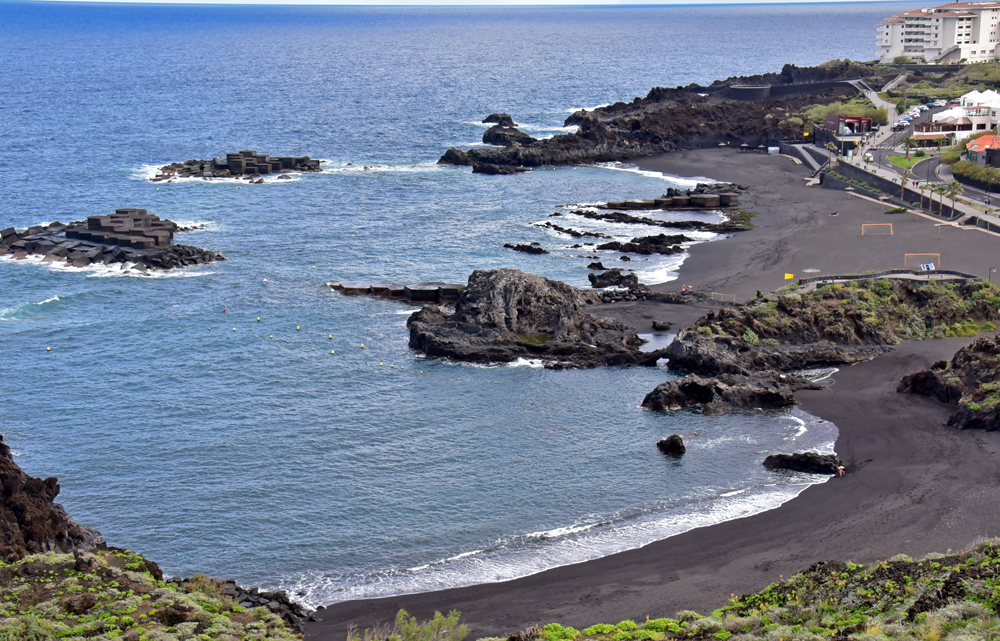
[
  {"x1": 327, "y1": 281, "x2": 465, "y2": 305},
  {"x1": 600, "y1": 193, "x2": 738, "y2": 211},
  {"x1": 1, "y1": 210, "x2": 224, "y2": 272},
  {"x1": 152, "y1": 150, "x2": 323, "y2": 181}
]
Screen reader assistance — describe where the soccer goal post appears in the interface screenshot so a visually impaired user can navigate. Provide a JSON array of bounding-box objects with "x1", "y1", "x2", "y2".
[
  {"x1": 861, "y1": 223, "x2": 893, "y2": 235},
  {"x1": 904, "y1": 253, "x2": 942, "y2": 268},
  {"x1": 710, "y1": 292, "x2": 737, "y2": 303}
]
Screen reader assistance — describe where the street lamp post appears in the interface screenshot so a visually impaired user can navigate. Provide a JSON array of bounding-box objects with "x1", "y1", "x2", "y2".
[{"x1": 990, "y1": 267, "x2": 997, "y2": 285}]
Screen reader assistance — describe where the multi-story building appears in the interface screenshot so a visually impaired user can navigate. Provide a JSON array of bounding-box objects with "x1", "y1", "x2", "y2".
[{"x1": 878, "y1": 2, "x2": 1000, "y2": 63}]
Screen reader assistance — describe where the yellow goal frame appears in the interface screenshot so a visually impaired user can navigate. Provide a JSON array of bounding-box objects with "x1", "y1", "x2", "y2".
[
  {"x1": 904, "y1": 253, "x2": 942, "y2": 268},
  {"x1": 861, "y1": 223, "x2": 893, "y2": 235}
]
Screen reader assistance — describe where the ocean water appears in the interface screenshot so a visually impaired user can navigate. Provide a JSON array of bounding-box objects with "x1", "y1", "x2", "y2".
[{"x1": 0, "y1": 1, "x2": 902, "y2": 607}]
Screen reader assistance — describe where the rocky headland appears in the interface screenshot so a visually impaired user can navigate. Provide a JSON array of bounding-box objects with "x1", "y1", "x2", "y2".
[
  {"x1": 0, "y1": 434, "x2": 102, "y2": 562},
  {"x1": 0, "y1": 434, "x2": 308, "y2": 638},
  {"x1": 898, "y1": 333, "x2": 1000, "y2": 430},
  {"x1": 648, "y1": 278, "x2": 1000, "y2": 413},
  {"x1": 0, "y1": 209, "x2": 224, "y2": 272},
  {"x1": 439, "y1": 62, "x2": 891, "y2": 170},
  {"x1": 406, "y1": 268, "x2": 669, "y2": 368},
  {"x1": 153, "y1": 150, "x2": 321, "y2": 182}
]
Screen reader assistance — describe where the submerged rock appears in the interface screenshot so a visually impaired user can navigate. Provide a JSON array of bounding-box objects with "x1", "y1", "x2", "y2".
[
  {"x1": 483, "y1": 113, "x2": 517, "y2": 127},
  {"x1": 0, "y1": 434, "x2": 103, "y2": 562},
  {"x1": 407, "y1": 268, "x2": 668, "y2": 368},
  {"x1": 642, "y1": 372, "x2": 820, "y2": 415},
  {"x1": 474, "y1": 163, "x2": 528, "y2": 175},
  {"x1": 657, "y1": 435, "x2": 686, "y2": 457},
  {"x1": 763, "y1": 452, "x2": 843, "y2": 475},
  {"x1": 504, "y1": 243, "x2": 548, "y2": 254}
]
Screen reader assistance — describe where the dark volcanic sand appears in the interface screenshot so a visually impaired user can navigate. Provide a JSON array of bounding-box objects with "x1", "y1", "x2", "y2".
[{"x1": 305, "y1": 150, "x2": 1000, "y2": 639}]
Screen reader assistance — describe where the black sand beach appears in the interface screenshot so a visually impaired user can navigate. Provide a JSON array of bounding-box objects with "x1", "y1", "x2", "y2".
[{"x1": 306, "y1": 149, "x2": 1000, "y2": 639}]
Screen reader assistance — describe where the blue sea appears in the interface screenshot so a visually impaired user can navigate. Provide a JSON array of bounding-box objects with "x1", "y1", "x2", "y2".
[{"x1": 0, "y1": 1, "x2": 908, "y2": 607}]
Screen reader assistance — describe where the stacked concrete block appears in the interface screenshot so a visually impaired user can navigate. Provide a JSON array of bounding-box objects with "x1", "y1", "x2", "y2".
[{"x1": 152, "y1": 150, "x2": 323, "y2": 180}]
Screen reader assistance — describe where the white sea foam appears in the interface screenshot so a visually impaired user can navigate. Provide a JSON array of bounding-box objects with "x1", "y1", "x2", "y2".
[
  {"x1": 507, "y1": 358, "x2": 545, "y2": 368},
  {"x1": 566, "y1": 103, "x2": 611, "y2": 113},
  {"x1": 786, "y1": 415, "x2": 808, "y2": 439},
  {"x1": 279, "y1": 472, "x2": 830, "y2": 610},
  {"x1": 1, "y1": 253, "x2": 214, "y2": 279},
  {"x1": 595, "y1": 162, "x2": 714, "y2": 188},
  {"x1": 36, "y1": 295, "x2": 60, "y2": 305},
  {"x1": 132, "y1": 164, "x2": 309, "y2": 185}
]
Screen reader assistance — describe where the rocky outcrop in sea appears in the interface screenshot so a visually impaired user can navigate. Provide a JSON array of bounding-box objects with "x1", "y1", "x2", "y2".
[
  {"x1": 1, "y1": 209, "x2": 224, "y2": 272},
  {"x1": 153, "y1": 150, "x2": 321, "y2": 181},
  {"x1": 406, "y1": 268, "x2": 668, "y2": 368},
  {"x1": 763, "y1": 452, "x2": 843, "y2": 475},
  {"x1": 0, "y1": 434, "x2": 103, "y2": 562}
]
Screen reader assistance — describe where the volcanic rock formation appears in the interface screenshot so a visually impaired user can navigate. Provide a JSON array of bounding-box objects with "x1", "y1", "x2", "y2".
[{"x1": 406, "y1": 268, "x2": 668, "y2": 368}]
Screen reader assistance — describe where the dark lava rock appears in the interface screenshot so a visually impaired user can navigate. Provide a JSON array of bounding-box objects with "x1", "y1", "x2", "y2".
[
  {"x1": 153, "y1": 150, "x2": 321, "y2": 181},
  {"x1": 571, "y1": 204, "x2": 754, "y2": 233},
  {"x1": 588, "y1": 268, "x2": 639, "y2": 289},
  {"x1": 1, "y1": 209, "x2": 224, "y2": 272},
  {"x1": 0, "y1": 434, "x2": 103, "y2": 561},
  {"x1": 588, "y1": 261, "x2": 608, "y2": 271},
  {"x1": 652, "y1": 321, "x2": 672, "y2": 331},
  {"x1": 473, "y1": 163, "x2": 528, "y2": 175},
  {"x1": 483, "y1": 113, "x2": 517, "y2": 127},
  {"x1": 898, "y1": 334, "x2": 1000, "y2": 430},
  {"x1": 597, "y1": 233, "x2": 690, "y2": 255},
  {"x1": 642, "y1": 372, "x2": 820, "y2": 415},
  {"x1": 483, "y1": 125, "x2": 537, "y2": 147},
  {"x1": 504, "y1": 243, "x2": 548, "y2": 255},
  {"x1": 620, "y1": 255, "x2": 631, "y2": 261},
  {"x1": 538, "y1": 222, "x2": 610, "y2": 239},
  {"x1": 656, "y1": 435, "x2": 686, "y2": 456},
  {"x1": 763, "y1": 452, "x2": 843, "y2": 475},
  {"x1": 407, "y1": 268, "x2": 668, "y2": 368},
  {"x1": 439, "y1": 63, "x2": 885, "y2": 167}
]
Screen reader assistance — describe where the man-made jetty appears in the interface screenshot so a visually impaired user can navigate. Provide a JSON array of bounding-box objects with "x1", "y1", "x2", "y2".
[
  {"x1": 602, "y1": 193, "x2": 739, "y2": 210},
  {"x1": 0, "y1": 209, "x2": 224, "y2": 271},
  {"x1": 327, "y1": 281, "x2": 466, "y2": 305},
  {"x1": 153, "y1": 150, "x2": 322, "y2": 181}
]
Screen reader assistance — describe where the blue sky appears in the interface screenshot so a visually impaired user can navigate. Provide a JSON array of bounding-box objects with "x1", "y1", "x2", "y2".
[{"x1": 29, "y1": 0, "x2": 913, "y2": 5}]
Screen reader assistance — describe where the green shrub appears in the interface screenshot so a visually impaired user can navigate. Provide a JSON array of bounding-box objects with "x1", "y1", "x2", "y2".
[
  {"x1": 615, "y1": 621, "x2": 638, "y2": 632},
  {"x1": 713, "y1": 632, "x2": 733, "y2": 641},
  {"x1": 885, "y1": 206, "x2": 908, "y2": 214},
  {"x1": 610, "y1": 633, "x2": 631, "y2": 641},
  {"x1": 542, "y1": 623, "x2": 580, "y2": 641},
  {"x1": 632, "y1": 630, "x2": 663, "y2": 641},
  {"x1": 582, "y1": 624, "x2": 616, "y2": 635},
  {"x1": 742, "y1": 328, "x2": 759, "y2": 345},
  {"x1": 396, "y1": 609, "x2": 469, "y2": 641},
  {"x1": 642, "y1": 619, "x2": 676, "y2": 632}
]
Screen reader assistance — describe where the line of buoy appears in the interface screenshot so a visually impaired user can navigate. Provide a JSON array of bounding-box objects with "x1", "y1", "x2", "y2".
[{"x1": 46, "y1": 347, "x2": 51, "y2": 352}]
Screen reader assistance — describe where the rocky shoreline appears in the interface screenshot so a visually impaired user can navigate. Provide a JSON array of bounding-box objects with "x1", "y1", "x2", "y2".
[
  {"x1": 438, "y1": 63, "x2": 891, "y2": 171},
  {"x1": 0, "y1": 208, "x2": 224, "y2": 272}
]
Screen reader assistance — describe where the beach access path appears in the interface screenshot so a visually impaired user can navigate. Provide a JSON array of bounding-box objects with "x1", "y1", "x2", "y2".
[{"x1": 305, "y1": 148, "x2": 1000, "y2": 639}]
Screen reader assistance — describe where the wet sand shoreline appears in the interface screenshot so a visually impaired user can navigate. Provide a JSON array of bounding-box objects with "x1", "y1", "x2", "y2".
[{"x1": 305, "y1": 149, "x2": 1000, "y2": 640}]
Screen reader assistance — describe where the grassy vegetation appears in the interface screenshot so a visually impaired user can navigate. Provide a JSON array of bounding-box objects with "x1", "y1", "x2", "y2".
[
  {"x1": 949, "y1": 160, "x2": 1000, "y2": 187},
  {"x1": 348, "y1": 610, "x2": 468, "y2": 641},
  {"x1": 522, "y1": 540, "x2": 1000, "y2": 641},
  {"x1": 887, "y1": 156, "x2": 920, "y2": 170},
  {"x1": 0, "y1": 549, "x2": 300, "y2": 640},
  {"x1": 825, "y1": 171, "x2": 881, "y2": 194},
  {"x1": 803, "y1": 99, "x2": 888, "y2": 126},
  {"x1": 696, "y1": 279, "x2": 1000, "y2": 344},
  {"x1": 724, "y1": 209, "x2": 758, "y2": 231}
]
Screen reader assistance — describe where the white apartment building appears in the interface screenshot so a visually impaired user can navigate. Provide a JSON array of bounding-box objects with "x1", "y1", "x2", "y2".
[{"x1": 878, "y1": 2, "x2": 1000, "y2": 63}]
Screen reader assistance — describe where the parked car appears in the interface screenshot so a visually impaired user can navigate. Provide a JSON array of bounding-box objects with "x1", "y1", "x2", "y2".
[
  {"x1": 892, "y1": 123, "x2": 908, "y2": 131},
  {"x1": 933, "y1": 100, "x2": 947, "y2": 106}
]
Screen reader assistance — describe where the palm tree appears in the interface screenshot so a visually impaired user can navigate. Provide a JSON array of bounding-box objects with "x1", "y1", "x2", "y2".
[
  {"x1": 901, "y1": 168, "x2": 911, "y2": 200},
  {"x1": 826, "y1": 142, "x2": 838, "y2": 168},
  {"x1": 947, "y1": 179, "x2": 963, "y2": 217},
  {"x1": 919, "y1": 182, "x2": 928, "y2": 209},
  {"x1": 935, "y1": 184, "x2": 949, "y2": 215},
  {"x1": 903, "y1": 137, "x2": 916, "y2": 160}
]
